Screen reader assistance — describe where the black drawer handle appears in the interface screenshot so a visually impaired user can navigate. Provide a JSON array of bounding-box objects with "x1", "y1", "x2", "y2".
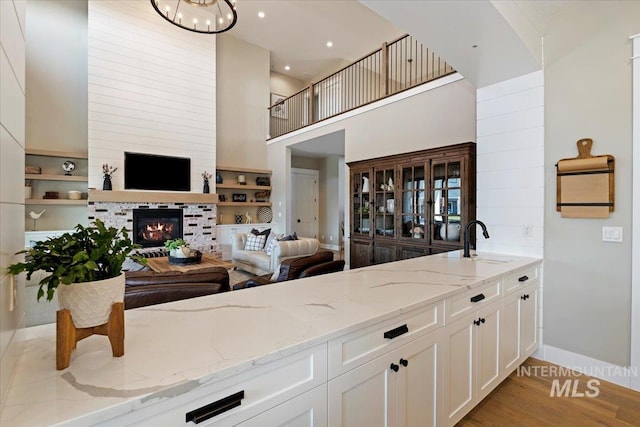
[
  {"x1": 384, "y1": 324, "x2": 409, "y2": 340},
  {"x1": 390, "y1": 363, "x2": 400, "y2": 372},
  {"x1": 186, "y1": 390, "x2": 244, "y2": 424},
  {"x1": 470, "y1": 293, "x2": 485, "y2": 303},
  {"x1": 518, "y1": 275, "x2": 529, "y2": 282}
]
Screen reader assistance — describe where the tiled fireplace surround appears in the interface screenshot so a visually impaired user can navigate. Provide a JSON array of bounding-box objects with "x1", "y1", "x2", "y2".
[{"x1": 89, "y1": 202, "x2": 218, "y2": 253}]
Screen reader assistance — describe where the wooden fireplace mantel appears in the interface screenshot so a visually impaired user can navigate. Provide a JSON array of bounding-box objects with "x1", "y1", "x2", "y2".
[{"x1": 88, "y1": 190, "x2": 218, "y2": 204}]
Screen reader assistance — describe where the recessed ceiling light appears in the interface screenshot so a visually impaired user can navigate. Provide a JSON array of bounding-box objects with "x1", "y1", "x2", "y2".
[
  {"x1": 326, "y1": 41, "x2": 333, "y2": 48},
  {"x1": 258, "y1": 11, "x2": 265, "y2": 18},
  {"x1": 284, "y1": 65, "x2": 291, "y2": 71}
]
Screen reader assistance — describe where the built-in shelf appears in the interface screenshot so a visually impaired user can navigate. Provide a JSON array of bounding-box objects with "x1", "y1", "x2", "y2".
[
  {"x1": 216, "y1": 184, "x2": 272, "y2": 191},
  {"x1": 216, "y1": 165, "x2": 271, "y2": 174},
  {"x1": 88, "y1": 190, "x2": 219, "y2": 204},
  {"x1": 25, "y1": 174, "x2": 88, "y2": 182},
  {"x1": 25, "y1": 149, "x2": 88, "y2": 159},
  {"x1": 25, "y1": 199, "x2": 88, "y2": 205},
  {"x1": 217, "y1": 202, "x2": 272, "y2": 207}
]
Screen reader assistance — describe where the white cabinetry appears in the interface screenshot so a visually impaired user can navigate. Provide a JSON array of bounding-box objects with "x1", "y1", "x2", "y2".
[
  {"x1": 443, "y1": 284, "x2": 502, "y2": 427},
  {"x1": 501, "y1": 277, "x2": 539, "y2": 375},
  {"x1": 237, "y1": 385, "x2": 327, "y2": 427},
  {"x1": 328, "y1": 331, "x2": 442, "y2": 427}
]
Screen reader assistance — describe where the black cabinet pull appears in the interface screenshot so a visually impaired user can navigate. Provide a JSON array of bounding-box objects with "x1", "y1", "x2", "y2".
[
  {"x1": 480, "y1": 318, "x2": 486, "y2": 324},
  {"x1": 518, "y1": 275, "x2": 529, "y2": 282},
  {"x1": 399, "y1": 358, "x2": 409, "y2": 367},
  {"x1": 470, "y1": 293, "x2": 485, "y2": 303},
  {"x1": 520, "y1": 295, "x2": 527, "y2": 300},
  {"x1": 473, "y1": 319, "x2": 481, "y2": 326},
  {"x1": 384, "y1": 324, "x2": 409, "y2": 340},
  {"x1": 390, "y1": 363, "x2": 400, "y2": 372},
  {"x1": 186, "y1": 391, "x2": 244, "y2": 424}
]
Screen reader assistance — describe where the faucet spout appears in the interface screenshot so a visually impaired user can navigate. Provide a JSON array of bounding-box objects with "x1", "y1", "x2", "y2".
[{"x1": 463, "y1": 220, "x2": 490, "y2": 257}]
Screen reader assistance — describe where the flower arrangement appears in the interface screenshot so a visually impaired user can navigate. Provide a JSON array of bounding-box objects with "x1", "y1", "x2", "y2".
[
  {"x1": 202, "y1": 171, "x2": 212, "y2": 182},
  {"x1": 103, "y1": 163, "x2": 117, "y2": 177}
]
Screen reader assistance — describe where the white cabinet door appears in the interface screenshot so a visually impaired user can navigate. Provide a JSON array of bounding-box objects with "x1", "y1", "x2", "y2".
[
  {"x1": 500, "y1": 291, "x2": 522, "y2": 375},
  {"x1": 475, "y1": 301, "x2": 502, "y2": 401},
  {"x1": 328, "y1": 352, "x2": 397, "y2": 427},
  {"x1": 500, "y1": 282, "x2": 539, "y2": 378},
  {"x1": 443, "y1": 313, "x2": 475, "y2": 426},
  {"x1": 519, "y1": 283, "x2": 538, "y2": 359},
  {"x1": 395, "y1": 331, "x2": 442, "y2": 427},
  {"x1": 238, "y1": 384, "x2": 327, "y2": 427},
  {"x1": 444, "y1": 300, "x2": 502, "y2": 426}
]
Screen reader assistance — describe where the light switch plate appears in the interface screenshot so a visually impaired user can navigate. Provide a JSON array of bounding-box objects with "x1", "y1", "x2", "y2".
[{"x1": 602, "y1": 226, "x2": 623, "y2": 242}]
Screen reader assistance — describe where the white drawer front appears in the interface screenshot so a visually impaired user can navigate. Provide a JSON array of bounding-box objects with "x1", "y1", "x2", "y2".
[
  {"x1": 107, "y1": 344, "x2": 327, "y2": 427},
  {"x1": 445, "y1": 280, "x2": 501, "y2": 324},
  {"x1": 328, "y1": 302, "x2": 443, "y2": 379},
  {"x1": 503, "y1": 265, "x2": 539, "y2": 295}
]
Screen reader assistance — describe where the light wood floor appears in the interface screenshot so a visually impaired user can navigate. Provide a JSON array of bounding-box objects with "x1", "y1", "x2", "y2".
[{"x1": 458, "y1": 358, "x2": 640, "y2": 426}]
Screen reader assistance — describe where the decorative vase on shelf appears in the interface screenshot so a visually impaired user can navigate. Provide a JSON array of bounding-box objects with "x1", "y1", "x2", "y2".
[
  {"x1": 362, "y1": 176, "x2": 370, "y2": 193},
  {"x1": 203, "y1": 180, "x2": 210, "y2": 194},
  {"x1": 440, "y1": 223, "x2": 461, "y2": 241},
  {"x1": 235, "y1": 214, "x2": 244, "y2": 224},
  {"x1": 386, "y1": 199, "x2": 395, "y2": 214},
  {"x1": 216, "y1": 171, "x2": 223, "y2": 184},
  {"x1": 102, "y1": 175, "x2": 112, "y2": 191}
]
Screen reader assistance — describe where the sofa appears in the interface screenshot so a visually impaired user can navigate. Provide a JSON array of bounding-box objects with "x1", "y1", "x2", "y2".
[
  {"x1": 232, "y1": 251, "x2": 346, "y2": 290},
  {"x1": 231, "y1": 232, "x2": 320, "y2": 278},
  {"x1": 124, "y1": 267, "x2": 230, "y2": 309}
]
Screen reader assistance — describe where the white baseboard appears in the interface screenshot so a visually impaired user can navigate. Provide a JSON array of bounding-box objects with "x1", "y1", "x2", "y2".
[
  {"x1": 540, "y1": 344, "x2": 639, "y2": 391},
  {"x1": 320, "y1": 243, "x2": 339, "y2": 251}
]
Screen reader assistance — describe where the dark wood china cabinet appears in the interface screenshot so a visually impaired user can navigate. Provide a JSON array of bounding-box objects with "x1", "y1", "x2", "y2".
[{"x1": 348, "y1": 142, "x2": 476, "y2": 268}]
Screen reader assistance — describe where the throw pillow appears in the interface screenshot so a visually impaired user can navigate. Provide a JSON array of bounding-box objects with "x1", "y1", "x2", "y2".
[
  {"x1": 244, "y1": 234, "x2": 267, "y2": 251},
  {"x1": 263, "y1": 232, "x2": 282, "y2": 254},
  {"x1": 264, "y1": 236, "x2": 281, "y2": 256},
  {"x1": 251, "y1": 228, "x2": 271, "y2": 236},
  {"x1": 280, "y1": 232, "x2": 299, "y2": 241}
]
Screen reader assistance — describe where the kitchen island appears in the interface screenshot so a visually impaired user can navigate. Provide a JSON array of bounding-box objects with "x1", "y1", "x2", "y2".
[{"x1": 1, "y1": 251, "x2": 541, "y2": 426}]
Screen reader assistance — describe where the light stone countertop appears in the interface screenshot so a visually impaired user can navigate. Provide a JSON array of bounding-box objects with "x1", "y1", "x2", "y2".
[{"x1": 1, "y1": 250, "x2": 541, "y2": 426}]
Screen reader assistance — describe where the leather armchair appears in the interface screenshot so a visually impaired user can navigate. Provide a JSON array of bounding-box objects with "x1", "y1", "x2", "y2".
[
  {"x1": 124, "y1": 267, "x2": 230, "y2": 309},
  {"x1": 233, "y1": 251, "x2": 345, "y2": 290}
]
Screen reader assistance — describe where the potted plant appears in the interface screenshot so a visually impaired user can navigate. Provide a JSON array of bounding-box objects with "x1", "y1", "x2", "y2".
[
  {"x1": 164, "y1": 238, "x2": 191, "y2": 258},
  {"x1": 7, "y1": 219, "x2": 143, "y2": 328}
]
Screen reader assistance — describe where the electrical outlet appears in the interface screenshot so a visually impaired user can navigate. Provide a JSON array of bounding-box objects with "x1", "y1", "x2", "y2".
[
  {"x1": 522, "y1": 224, "x2": 533, "y2": 238},
  {"x1": 321, "y1": 235, "x2": 325, "y2": 240},
  {"x1": 329, "y1": 235, "x2": 333, "y2": 241},
  {"x1": 602, "y1": 226, "x2": 623, "y2": 242}
]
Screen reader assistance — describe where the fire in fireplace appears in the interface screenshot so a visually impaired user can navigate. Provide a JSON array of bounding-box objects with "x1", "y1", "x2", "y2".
[{"x1": 132, "y1": 209, "x2": 183, "y2": 248}]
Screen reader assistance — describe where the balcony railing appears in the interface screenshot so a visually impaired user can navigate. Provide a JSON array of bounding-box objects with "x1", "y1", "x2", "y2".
[{"x1": 268, "y1": 34, "x2": 455, "y2": 139}]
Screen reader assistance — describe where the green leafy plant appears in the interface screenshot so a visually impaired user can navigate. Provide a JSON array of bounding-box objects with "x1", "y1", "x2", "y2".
[
  {"x1": 164, "y1": 238, "x2": 188, "y2": 250},
  {"x1": 7, "y1": 219, "x2": 144, "y2": 301}
]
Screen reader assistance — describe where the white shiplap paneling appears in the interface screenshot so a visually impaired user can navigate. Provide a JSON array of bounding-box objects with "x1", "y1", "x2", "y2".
[
  {"x1": 88, "y1": 0, "x2": 216, "y2": 191},
  {"x1": 0, "y1": 0, "x2": 25, "y2": 410},
  {"x1": 476, "y1": 70, "x2": 544, "y2": 258}
]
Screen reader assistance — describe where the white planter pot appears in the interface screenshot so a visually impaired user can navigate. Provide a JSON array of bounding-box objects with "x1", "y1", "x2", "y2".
[
  {"x1": 170, "y1": 247, "x2": 190, "y2": 258},
  {"x1": 57, "y1": 273, "x2": 125, "y2": 328}
]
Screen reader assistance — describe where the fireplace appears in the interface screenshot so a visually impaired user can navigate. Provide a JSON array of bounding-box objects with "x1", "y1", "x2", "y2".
[{"x1": 132, "y1": 209, "x2": 183, "y2": 248}]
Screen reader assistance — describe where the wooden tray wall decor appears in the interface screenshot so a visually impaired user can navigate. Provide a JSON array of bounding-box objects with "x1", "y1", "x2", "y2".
[{"x1": 556, "y1": 138, "x2": 615, "y2": 218}]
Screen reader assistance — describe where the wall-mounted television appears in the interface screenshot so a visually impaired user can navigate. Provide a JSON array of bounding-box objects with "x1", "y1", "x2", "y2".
[{"x1": 124, "y1": 152, "x2": 191, "y2": 191}]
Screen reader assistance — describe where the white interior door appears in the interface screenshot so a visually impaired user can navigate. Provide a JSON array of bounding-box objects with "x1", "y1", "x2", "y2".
[{"x1": 291, "y1": 168, "x2": 319, "y2": 239}]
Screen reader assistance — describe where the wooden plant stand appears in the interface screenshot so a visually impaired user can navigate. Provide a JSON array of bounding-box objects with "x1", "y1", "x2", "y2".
[{"x1": 56, "y1": 302, "x2": 124, "y2": 370}]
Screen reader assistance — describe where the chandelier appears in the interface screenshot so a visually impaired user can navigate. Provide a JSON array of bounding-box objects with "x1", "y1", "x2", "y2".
[{"x1": 150, "y1": 0, "x2": 238, "y2": 34}]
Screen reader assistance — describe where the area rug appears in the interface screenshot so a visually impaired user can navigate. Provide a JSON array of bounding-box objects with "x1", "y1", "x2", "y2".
[{"x1": 228, "y1": 268, "x2": 255, "y2": 287}]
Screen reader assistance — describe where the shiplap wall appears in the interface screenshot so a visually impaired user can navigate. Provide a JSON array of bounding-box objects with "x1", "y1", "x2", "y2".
[
  {"x1": 476, "y1": 70, "x2": 544, "y2": 258},
  {"x1": 88, "y1": 0, "x2": 216, "y2": 191},
  {"x1": 0, "y1": 0, "x2": 26, "y2": 408}
]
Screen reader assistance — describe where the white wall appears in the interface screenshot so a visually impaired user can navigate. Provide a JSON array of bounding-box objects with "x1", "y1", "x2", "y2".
[
  {"x1": 26, "y1": 0, "x2": 87, "y2": 153},
  {"x1": 270, "y1": 71, "x2": 305, "y2": 98},
  {"x1": 543, "y1": 7, "x2": 638, "y2": 368},
  {"x1": 87, "y1": 0, "x2": 216, "y2": 191},
  {"x1": 216, "y1": 34, "x2": 269, "y2": 169},
  {"x1": 476, "y1": 71, "x2": 544, "y2": 257},
  {"x1": 0, "y1": 0, "x2": 26, "y2": 408}
]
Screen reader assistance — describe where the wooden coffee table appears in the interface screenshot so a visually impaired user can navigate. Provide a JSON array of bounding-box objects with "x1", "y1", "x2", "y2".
[{"x1": 146, "y1": 253, "x2": 233, "y2": 273}]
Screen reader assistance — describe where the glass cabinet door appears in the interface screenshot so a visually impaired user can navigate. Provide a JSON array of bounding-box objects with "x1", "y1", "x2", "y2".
[
  {"x1": 431, "y1": 160, "x2": 462, "y2": 243},
  {"x1": 400, "y1": 164, "x2": 426, "y2": 241},
  {"x1": 374, "y1": 167, "x2": 396, "y2": 238},
  {"x1": 352, "y1": 170, "x2": 371, "y2": 236}
]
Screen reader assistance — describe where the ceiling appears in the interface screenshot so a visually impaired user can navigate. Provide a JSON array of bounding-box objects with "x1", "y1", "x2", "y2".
[{"x1": 228, "y1": 0, "x2": 403, "y2": 82}]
